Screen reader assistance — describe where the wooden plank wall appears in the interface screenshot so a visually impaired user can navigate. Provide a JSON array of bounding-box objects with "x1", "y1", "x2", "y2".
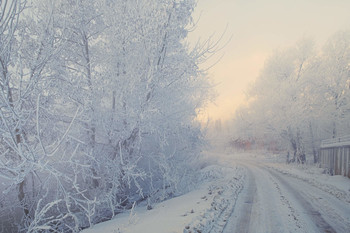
[{"x1": 319, "y1": 146, "x2": 350, "y2": 178}]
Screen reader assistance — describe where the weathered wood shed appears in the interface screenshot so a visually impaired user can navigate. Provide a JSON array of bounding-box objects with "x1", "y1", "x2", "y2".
[{"x1": 319, "y1": 135, "x2": 350, "y2": 178}]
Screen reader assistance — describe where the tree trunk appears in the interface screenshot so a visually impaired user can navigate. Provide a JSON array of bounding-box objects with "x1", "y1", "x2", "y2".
[
  {"x1": 296, "y1": 129, "x2": 305, "y2": 164},
  {"x1": 18, "y1": 178, "x2": 29, "y2": 218},
  {"x1": 15, "y1": 126, "x2": 30, "y2": 218},
  {"x1": 309, "y1": 121, "x2": 318, "y2": 163}
]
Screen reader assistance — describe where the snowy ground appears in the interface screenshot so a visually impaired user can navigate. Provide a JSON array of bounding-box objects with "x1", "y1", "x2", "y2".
[
  {"x1": 221, "y1": 151, "x2": 350, "y2": 233},
  {"x1": 82, "y1": 157, "x2": 245, "y2": 233},
  {"x1": 232, "y1": 151, "x2": 350, "y2": 202},
  {"x1": 83, "y1": 150, "x2": 350, "y2": 233}
]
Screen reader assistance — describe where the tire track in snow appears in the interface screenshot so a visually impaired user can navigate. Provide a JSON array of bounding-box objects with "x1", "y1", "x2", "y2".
[
  {"x1": 222, "y1": 168, "x2": 256, "y2": 233},
  {"x1": 225, "y1": 162, "x2": 304, "y2": 233},
  {"x1": 268, "y1": 169, "x2": 336, "y2": 233},
  {"x1": 268, "y1": 172, "x2": 304, "y2": 230},
  {"x1": 267, "y1": 164, "x2": 350, "y2": 203}
]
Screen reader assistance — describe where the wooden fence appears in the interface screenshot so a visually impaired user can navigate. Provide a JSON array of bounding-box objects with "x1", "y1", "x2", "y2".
[{"x1": 319, "y1": 135, "x2": 350, "y2": 178}]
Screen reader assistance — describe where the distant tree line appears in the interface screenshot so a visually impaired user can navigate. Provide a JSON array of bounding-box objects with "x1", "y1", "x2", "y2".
[{"x1": 232, "y1": 31, "x2": 350, "y2": 164}]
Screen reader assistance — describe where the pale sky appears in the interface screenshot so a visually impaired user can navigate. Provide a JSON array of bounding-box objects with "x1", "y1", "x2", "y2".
[{"x1": 188, "y1": 0, "x2": 350, "y2": 122}]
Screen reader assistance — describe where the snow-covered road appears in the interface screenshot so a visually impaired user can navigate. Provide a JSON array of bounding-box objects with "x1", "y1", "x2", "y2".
[{"x1": 223, "y1": 159, "x2": 350, "y2": 233}]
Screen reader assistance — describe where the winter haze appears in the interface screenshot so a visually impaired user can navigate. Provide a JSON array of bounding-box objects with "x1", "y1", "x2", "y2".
[{"x1": 1, "y1": 0, "x2": 350, "y2": 233}]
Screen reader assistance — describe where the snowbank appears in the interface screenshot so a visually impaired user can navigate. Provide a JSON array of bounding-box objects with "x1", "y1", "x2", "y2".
[
  {"x1": 266, "y1": 162, "x2": 350, "y2": 203},
  {"x1": 82, "y1": 164, "x2": 244, "y2": 233}
]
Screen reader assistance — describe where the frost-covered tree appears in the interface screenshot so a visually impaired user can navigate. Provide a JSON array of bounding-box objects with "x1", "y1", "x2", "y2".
[
  {"x1": 0, "y1": 0, "x2": 212, "y2": 231},
  {"x1": 318, "y1": 31, "x2": 350, "y2": 138},
  {"x1": 238, "y1": 40, "x2": 314, "y2": 162},
  {"x1": 0, "y1": 0, "x2": 76, "y2": 230},
  {"x1": 232, "y1": 31, "x2": 350, "y2": 164}
]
